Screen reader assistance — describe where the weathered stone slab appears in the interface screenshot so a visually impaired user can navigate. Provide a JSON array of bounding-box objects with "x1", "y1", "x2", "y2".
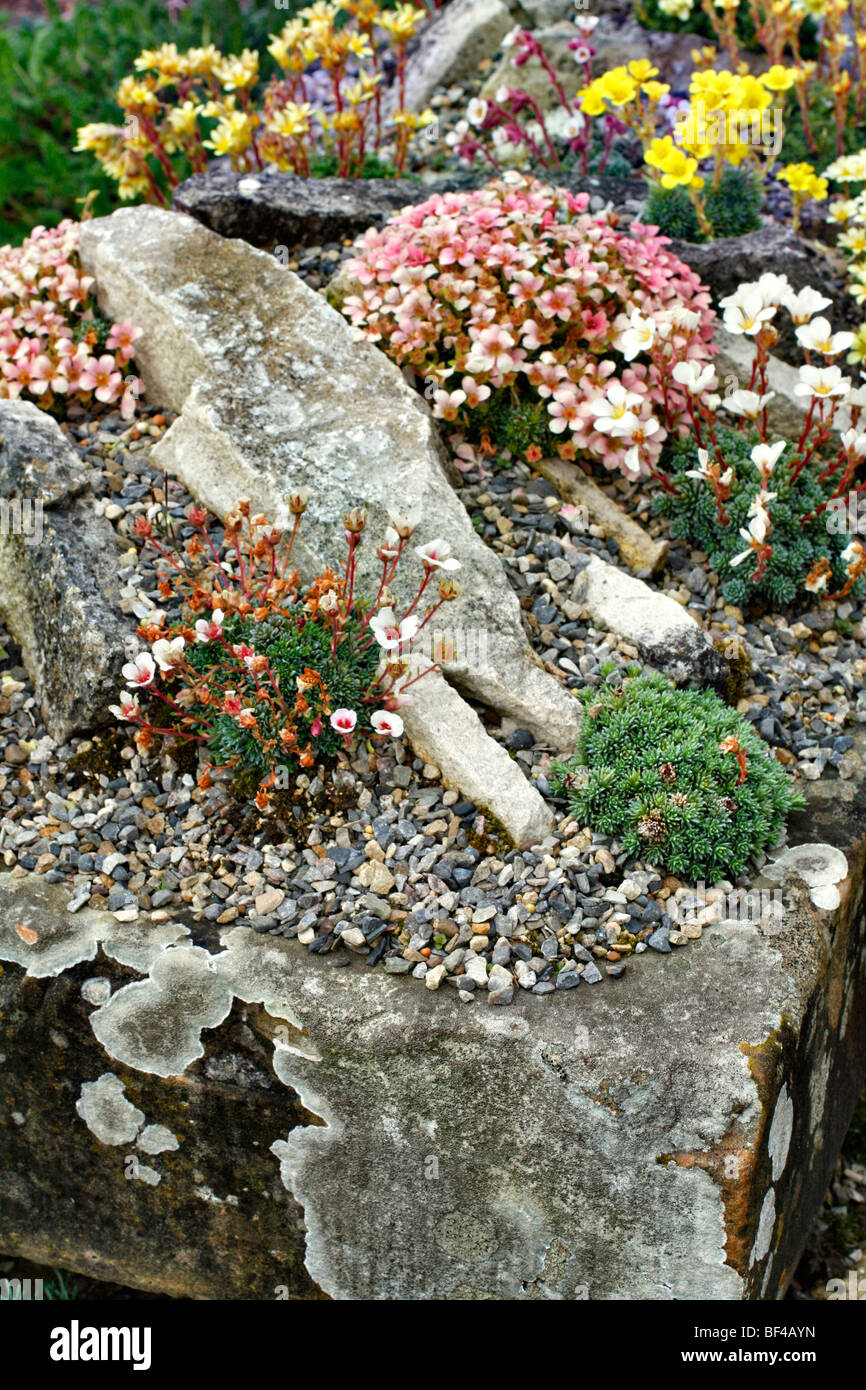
[
  {"x1": 1, "y1": 727, "x2": 865, "y2": 1298},
  {"x1": 173, "y1": 169, "x2": 438, "y2": 254},
  {"x1": 571, "y1": 552, "x2": 727, "y2": 690},
  {"x1": 0, "y1": 400, "x2": 128, "y2": 743},
  {"x1": 79, "y1": 207, "x2": 581, "y2": 841},
  {"x1": 394, "y1": 0, "x2": 516, "y2": 114},
  {"x1": 399, "y1": 664, "x2": 553, "y2": 844}
]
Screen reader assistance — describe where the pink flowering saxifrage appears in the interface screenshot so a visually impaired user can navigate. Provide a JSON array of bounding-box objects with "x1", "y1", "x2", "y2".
[
  {"x1": 341, "y1": 175, "x2": 717, "y2": 477},
  {"x1": 0, "y1": 220, "x2": 142, "y2": 419}
]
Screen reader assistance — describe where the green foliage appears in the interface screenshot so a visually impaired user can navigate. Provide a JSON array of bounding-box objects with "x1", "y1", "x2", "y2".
[
  {"x1": 183, "y1": 608, "x2": 380, "y2": 784},
  {"x1": 654, "y1": 425, "x2": 863, "y2": 609},
  {"x1": 703, "y1": 166, "x2": 763, "y2": 238},
  {"x1": 494, "y1": 398, "x2": 555, "y2": 458},
  {"x1": 550, "y1": 670, "x2": 804, "y2": 882},
  {"x1": 780, "y1": 81, "x2": 866, "y2": 171},
  {"x1": 644, "y1": 184, "x2": 703, "y2": 241},
  {"x1": 0, "y1": 0, "x2": 277, "y2": 244},
  {"x1": 644, "y1": 168, "x2": 763, "y2": 243}
]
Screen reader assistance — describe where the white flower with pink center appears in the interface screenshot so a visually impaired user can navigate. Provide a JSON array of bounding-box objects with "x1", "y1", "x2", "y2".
[
  {"x1": 109, "y1": 690, "x2": 141, "y2": 721},
  {"x1": 371, "y1": 710, "x2": 405, "y2": 738},
  {"x1": 414, "y1": 538, "x2": 461, "y2": 571},
  {"x1": 330, "y1": 709, "x2": 357, "y2": 735},
  {"x1": 195, "y1": 609, "x2": 225, "y2": 644},
  {"x1": 121, "y1": 652, "x2": 156, "y2": 687},
  {"x1": 369, "y1": 606, "x2": 421, "y2": 651},
  {"x1": 152, "y1": 636, "x2": 186, "y2": 672}
]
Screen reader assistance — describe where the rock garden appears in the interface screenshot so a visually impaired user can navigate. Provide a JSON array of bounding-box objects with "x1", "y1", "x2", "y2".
[{"x1": 1, "y1": 0, "x2": 866, "y2": 1308}]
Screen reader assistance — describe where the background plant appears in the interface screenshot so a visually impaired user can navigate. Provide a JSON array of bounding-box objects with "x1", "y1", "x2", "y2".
[
  {"x1": 0, "y1": 0, "x2": 280, "y2": 244},
  {"x1": 76, "y1": 1, "x2": 433, "y2": 200},
  {"x1": 338, "y1": 174, "x2": 716, "y2": 476},
  {"x1": 0, "y1": 218, "x2": 141, "y2": 416},
  {"x1": 550, "y1": 669, "x2": 804, "y2": 882},
  {"x1": 117, "y1": 496, "x2": 457, "y2": 808}
]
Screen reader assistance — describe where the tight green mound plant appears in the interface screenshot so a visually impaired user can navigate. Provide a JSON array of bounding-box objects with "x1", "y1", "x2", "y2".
[
  {"x1": 644, "y1": 168, "x2": 763, "y2": 243},
  {"x1": 550, "y1": 671, "x2": 804, "y2": 883}
]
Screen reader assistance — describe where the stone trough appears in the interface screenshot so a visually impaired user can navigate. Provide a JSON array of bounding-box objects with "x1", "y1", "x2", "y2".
[{"x1": 1, "y1": 729, "x2": 865, "y2": 1299}]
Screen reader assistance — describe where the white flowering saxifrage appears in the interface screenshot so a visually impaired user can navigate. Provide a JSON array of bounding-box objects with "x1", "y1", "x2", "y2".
[
  {"x1": 650, "y1": 272, "x2": 866, "y2": 608},
  {"x1": 340, "y1": 175, "x2": 715, "y2": 477},
  {"x1": 113, "y1": 496, "x2": 460, "y2": 811},
  {"x1": 0, "y1": 220, "x2": 142, "y2": 418}
]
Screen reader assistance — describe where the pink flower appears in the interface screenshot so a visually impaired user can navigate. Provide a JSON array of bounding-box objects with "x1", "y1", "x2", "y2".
[
  {"x1": 78, "y1": 353, "x2": 123, "y2": 404},
  {"x1": 105, "y1": 318, "x2": 142, "y2": 362},
  {"x1": 330, "y1": 708, "x2": 357, "y2": 735}
]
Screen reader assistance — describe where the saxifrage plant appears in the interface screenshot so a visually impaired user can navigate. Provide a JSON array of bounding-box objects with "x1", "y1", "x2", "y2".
[
  {"x1": 339, "y1": 173, "x2": 715, "y2": 477},
  {"x1": 649, "y1": 272, "x2": 866, "y2": 608},
  {"x1": 550, "y1": 670, "x2": 804, "y2": 883},
  {"x1": 115, "y1": 494, "x2": 459, "y2": 809},
  {"x1": 0, "y1": 219, "x2": 141, "y2": 417}
]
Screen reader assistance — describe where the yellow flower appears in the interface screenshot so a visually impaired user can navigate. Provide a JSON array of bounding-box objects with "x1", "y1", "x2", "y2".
[
  {"x1": 829, "y1": 199, "x2": 859, "y2": 223},
  {"x1": 116, "y1": 76, "x2": 160, "y2": 116},
  {"x1": 204, "y1": 109, "x2": 258, "y2": 156},
  {"x1": 847, "y1": 322, "x2": 866, "y2": 364},
  {"x1": 215, "y1": 49, "x2": 259, "y2": 92},
  {"x1": 642, "y1": 81, "x2": 671, "y2": 103},
  {"x1": 378, "y1": 4, "x2": 423, "y2": 42},
  {"x1": 777, "y1": 161, "x2": 817, "y2": 193},
  {"x1": 266, "y1": 102, "x2": 313, "y2": 138},
  {"x1": 759, "y1": 65, "x2": 796, "y2": 92},
  {"x1": 628, "y1": 60, "x2": 659, "y2": 83},
  {"x1": 578, "y1": 82, "x2": 607, "y2": 117},
  {"x1": 732, "y1": 74, "x2": 772, "y2": 113},
  {"x1": 134, "y1": 44, "x2": 190, "y2": 80},
  {"x1": 840, "y1": 226, "x2": 866, "y2": 256},
  {"x1": 595, "y1": 66, "x2": 639, "y2": 107},
  {"x1": 163, "y1": 101, "x2": 201, "y2": 152},
  {"x1": 644, "y1": 135, "x2": 703, "y2": 189}
]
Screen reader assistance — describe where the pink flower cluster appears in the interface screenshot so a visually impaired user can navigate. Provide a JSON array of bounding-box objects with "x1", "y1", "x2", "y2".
[
  {"x1": 341, "y1": 175, "x2": 717, "y2": 474},
  {"x1": 0, "y1": 220, "x2": 142, "y2": 418}
]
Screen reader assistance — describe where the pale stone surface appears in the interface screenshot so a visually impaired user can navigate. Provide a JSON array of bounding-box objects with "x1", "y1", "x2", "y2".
[
  {"x1": 481, "y1": 15, "x2": 700, "y2": 110},
  {"x1": 79, "y1": 208, "x2": 581, "y2": 834},
  {"x1": 571, "y1": 553, "x2": 727, "y2": 689},
  {"x1": 0, "y1": 400, "x2": 128, "y2": 742},
  {"x1": 393, "y1": 0, "x2": 516, "y2": 114},
  {"x1": 399, "y1": 664, "x2": 554, "y2": 845}
]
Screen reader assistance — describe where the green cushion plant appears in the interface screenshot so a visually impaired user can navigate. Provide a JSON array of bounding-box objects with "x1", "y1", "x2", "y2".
[{"x1": 550, "y1": 670, "x2": 804, "y2": 883}]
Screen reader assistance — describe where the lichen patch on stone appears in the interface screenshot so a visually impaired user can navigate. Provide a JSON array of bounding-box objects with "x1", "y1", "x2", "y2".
[{"x1": 76, "y1": 1073, "x2": 145, "y2": 1146}]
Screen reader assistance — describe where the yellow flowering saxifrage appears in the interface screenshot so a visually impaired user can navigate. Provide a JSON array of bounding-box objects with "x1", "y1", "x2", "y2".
[
  {"x1": 578, "y1": 60, "x2": 795, "y2": 236},
  {"x1": 76, "y1": 1, "x2": 434, "y2": 200}
]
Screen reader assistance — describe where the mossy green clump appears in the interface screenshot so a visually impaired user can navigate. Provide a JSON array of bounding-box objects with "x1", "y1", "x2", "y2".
[
  {"x1": 550, "y1": 671, "x2": 804, "y2": 882},
  {"x1": 644, "y1": 168, "x2": 763, "y2": 243}
]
